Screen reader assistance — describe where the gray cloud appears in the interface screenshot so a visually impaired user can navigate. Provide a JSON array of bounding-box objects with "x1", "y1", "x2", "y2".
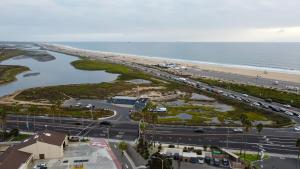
[{"x1": 1, "y1": 0, "x2": 300, "y2": 41}]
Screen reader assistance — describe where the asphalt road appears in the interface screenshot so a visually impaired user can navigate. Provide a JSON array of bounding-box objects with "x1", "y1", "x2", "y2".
[{"x1": 6, "y1": 114, "x2": 300, "y2": 155}]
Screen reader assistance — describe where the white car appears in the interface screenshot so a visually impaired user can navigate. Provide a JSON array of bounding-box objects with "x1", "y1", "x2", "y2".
[
  {"x1": 283, "y1": 104, "x2": 291, "y2": 108},
  {"x1": 295, "y1": 126, "x2": 300, "y2": 131},
  {"x1": 86, "y1": 104, "x2": 93, "y2": 109},
  {"x1": 285, "y1": 111, "x2": 294, "y2": 116},
  {"x1": 233, "y1": 128, "x2": 243, "y2": 132},
  {"x1": 198, "y1": 157, "x2": 205, "y2": 164},
  {"x1": 242, "y1": 94, "x2": 249, "y2": 97}
]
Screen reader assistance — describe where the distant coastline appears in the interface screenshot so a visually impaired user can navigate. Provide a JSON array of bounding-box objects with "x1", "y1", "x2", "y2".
[
  {"x1": 57, "y1": 42, "x2": 300, "y2": 72},
  {"x1": 41, "y1": 43, "x2": 300, "y2": 83}
]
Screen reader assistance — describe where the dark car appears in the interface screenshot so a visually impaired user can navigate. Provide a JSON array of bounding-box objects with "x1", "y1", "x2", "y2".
[
  {"x1": 222, "y1": 158, "x2": 230, "y2": 166},
  {"x1": 190, "y1": 157, "x2": 198, "y2": 163},
  {"x1": 99, "y1": 121, "x2": 112, "y2": 126},
  {"x1": 193, "y1": 128, "x2": 205, "y2": 133},
  {"x1": 205, "y1": 157, "x2": 211, "y2": 164},
  {"x1": 213, "y1": 158, "x2": 220, "y2": 166},
  {"x1": 265, "y1": 98, "x2": 273, "y2": 103}
]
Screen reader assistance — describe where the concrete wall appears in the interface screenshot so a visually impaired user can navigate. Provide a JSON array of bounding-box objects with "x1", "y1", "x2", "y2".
[{"x1": 19, "y1": 141, "x2": 64, "y2": 159}]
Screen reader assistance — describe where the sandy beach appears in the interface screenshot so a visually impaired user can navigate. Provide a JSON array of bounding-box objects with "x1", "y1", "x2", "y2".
[{"x1": 41, "y1": 43, "x2": 300, "y2": 84}]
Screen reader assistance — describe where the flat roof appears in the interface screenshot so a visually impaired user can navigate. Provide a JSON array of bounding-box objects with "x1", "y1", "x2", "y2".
[{"x1": 112, "y1": 96, "x2": 138, "y2": 100}]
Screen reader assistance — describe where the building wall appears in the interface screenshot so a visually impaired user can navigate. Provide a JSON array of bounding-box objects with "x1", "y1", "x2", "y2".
[
  {"x1": 19, "y1": 154, "x2": 33, "y2": 169},
  {"x1": 19, "y1": 141, "x2": 64, "y2": 159}
]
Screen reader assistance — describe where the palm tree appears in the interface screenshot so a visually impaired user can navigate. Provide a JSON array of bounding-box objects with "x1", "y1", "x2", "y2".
[
  {"x1": 240, "y1": 114, "x2": 247, "y2": 155},
  {"x1": 118, "y1": 141, "x2": 128, "y2": 169},
  {"x1": 256, "y1": 123, "x2": 263, "y2": 134},
  {"x1": 139, "y1": 121, "x2": 147, "y2": 142},
  {"x1": 256, "y1": 123, "x2": 263, "y2": 159},
  {"x1": 243, "y1": 118, "x2": 252, "y2": 160},
  {"x1": 28, "y1": 105, "x2": 38, "y2": 132},
  {"x1": 296, "y1": 138, "x2": 300, "y2": 169},
  {"x1": 0, "y1": 108, "x2": 7, "y2": 140},
  {"x1": 55, "y1": 100, "x2": 62, "y2": 126}
]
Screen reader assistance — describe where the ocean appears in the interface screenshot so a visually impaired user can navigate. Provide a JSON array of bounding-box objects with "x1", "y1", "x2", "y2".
[{"x1": 57, "y1": 42, "x2": 300, "y2": 72}]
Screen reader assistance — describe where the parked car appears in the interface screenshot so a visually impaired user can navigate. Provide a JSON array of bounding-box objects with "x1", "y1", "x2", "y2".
[
  {"x1": 213, "y1": 158, "x2": 220, "y2": 166},
  {"x1": 222, "y1": 158, "x2": 230, "y2": 166},
  {"x1": 204, "y1": 156, "x2": 211, "y2": 164},
  {"x1": 283, "y1": 104, "x2": 292, "y2": 108},
  {"x1": 69, "y1": 136, "x2": 80, "y2": 142},
  {"x1": 198, "y1": 157, "x2": 205, "y2": 164}
]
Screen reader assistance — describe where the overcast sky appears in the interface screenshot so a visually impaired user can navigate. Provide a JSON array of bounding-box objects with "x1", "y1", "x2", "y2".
[{"x1": 1, "y1": 0, "x2": 300, "y2": 42}]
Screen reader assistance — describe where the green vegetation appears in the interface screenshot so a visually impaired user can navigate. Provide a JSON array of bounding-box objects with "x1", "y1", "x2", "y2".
[
  {"x1": 0, "y1": 48, "x2": 30, "y2": 84},
  {"x1": 0, "y1": 65, "x2": 29, "y2": 84},
  {"x1": 197, "y1": 77, "x2": 300, "y2": 108},
  {"x1": 0, "y1": 104, "x2": 114, "y2": 119},
  {"x1": 15, "y1": 81, "x2": 136, "y2": 103},
  {"x1": 132, "y1": 100, "x2": 291, "y2": 127},
  {"x1": 71, "y1": 59, "x2": 154, "y2": 81},
  {"x1": 0, "y1": 48, "x2": 26, "y2": 61},
  {"x1": 12, "y1": 57, "x2": 292, "y2": 127},
  {"x1": 235, "y1": 153, "x2": 269, "y2": 164},
  {"x1": 11, "y1": 134, "x2": 31, "y2": 141}
]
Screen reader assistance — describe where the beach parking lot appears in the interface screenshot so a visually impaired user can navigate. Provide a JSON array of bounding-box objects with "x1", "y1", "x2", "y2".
[{"x1": 31, "y1": 139, "x2": 119, "y2": 169}]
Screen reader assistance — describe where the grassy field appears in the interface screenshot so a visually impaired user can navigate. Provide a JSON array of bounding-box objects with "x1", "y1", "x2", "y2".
[
  {"x1": 131, "y1": 102, "x2": 291, "y2": 127},
  {"x1": 0, "y1": 65, "x2": 30, "y2": 84},
  {"x1": 235, "y1": 153, "x2": 269, "y2": 164},
  {"x1": 71, "y1": 59, "x2": 154, "y2": 81},
  {"x1": 1, "y1": 104, "x2": 114, "y2": 119},
  {"x1": 197, "y1": 77, "x2": 300, "y2": 108}
]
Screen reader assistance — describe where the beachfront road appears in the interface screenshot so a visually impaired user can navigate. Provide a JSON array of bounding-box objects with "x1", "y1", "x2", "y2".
[{"x1": 6, "y1": 115, "x2": 300, "y2": 155}]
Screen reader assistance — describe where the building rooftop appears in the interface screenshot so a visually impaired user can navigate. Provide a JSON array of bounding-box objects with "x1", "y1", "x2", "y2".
[
  {"x1": 16, "y1": 130, "x2": 67, "y2": 150},
  {"x1": 0, "y1": 146, "x2": 32, "y2": 169}
]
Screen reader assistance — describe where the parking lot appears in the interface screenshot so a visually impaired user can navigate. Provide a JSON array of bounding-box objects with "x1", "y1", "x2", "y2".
[{"x1": 31, "y1": 139, "x2": 118, "y2": 169}]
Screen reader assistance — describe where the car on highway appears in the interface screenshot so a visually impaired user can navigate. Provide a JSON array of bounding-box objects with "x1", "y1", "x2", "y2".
[
  {"x1": 242, "y1": 94, "x2": 249, "y2": 97},
  {"x1": 283, "y1": 104, "x2": 292, "y2": 108},
  {"x1": 99, "y1": 121, "x2": 112, "y2": 126},
  {"x1": 193, "y1": 128, "x2": 205, "y2": 133},
  {"x1": 268, "y1": 105, "x2": 280, "y2": 112},
  {"x1": 265, "y1": 98, "x2": 273, "y2": 103},
  {"x1": 294, "y1": 126, "x2": 300, "y2": 131},
  {"x1": 252, "y1": 102, "x2": 260, "y2": 107},
  {"x1": 284, "y1": 111, "x2": 294, "y2": 116},
  {"x1": 233, "y1": 128, "x2": 243, "y2": 132},
  {"x1": 86, "y1": 104, "x2": 93, "y2": 109},
  {"x1": 75, "y1": 102, "x2": 82, "y2": 107}
]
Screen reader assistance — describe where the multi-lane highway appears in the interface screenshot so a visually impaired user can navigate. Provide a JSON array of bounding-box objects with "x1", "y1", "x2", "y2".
[{"x1": 6, "y1": 113, "x2": 300, "y2": 155}]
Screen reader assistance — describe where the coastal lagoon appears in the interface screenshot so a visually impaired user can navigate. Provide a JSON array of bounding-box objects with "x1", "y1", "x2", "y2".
[{"x1": 0, "y1": 51, "x2": 119, "y2": 97}]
